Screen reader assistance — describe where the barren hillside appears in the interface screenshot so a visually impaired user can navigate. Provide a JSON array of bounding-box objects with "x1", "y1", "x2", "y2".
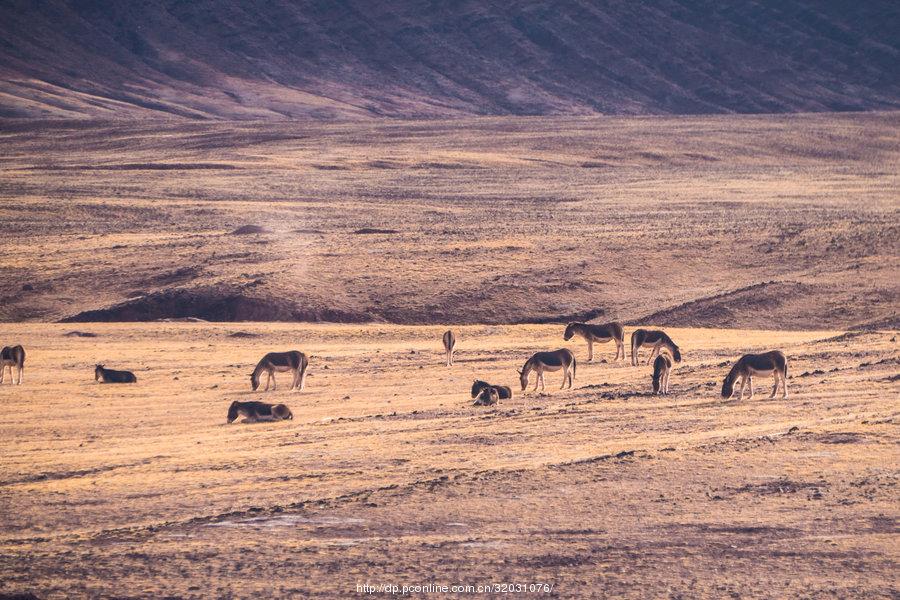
[{"x1": 1, "y1": 0, "x2": 898, "y2": 119}]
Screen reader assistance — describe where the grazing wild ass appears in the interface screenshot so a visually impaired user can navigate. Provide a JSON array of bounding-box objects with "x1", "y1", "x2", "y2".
[
  {"x1": 518, "y1": 349, "x2": 576, "y2": 392},
  {"x1": 473, "y1": 386, "x2": 499, "y2": 406},
  {"x1": 95, "y1": 364, "x2": 137, "y2": 383},
  {"x1": 631, "y1": 329, "x2": 682, "y2": 366},
  {"x1": 0, "y1": 345, "x2": 25, "y2": 384},
  {"x1": 564, "y1": 322, "x2": 625, "y2": 362},
  {"x1": 471, "y1": 379, "x2": 513, "y2": 401},
  {"x1": 442, "y1": 330, "x2": 456, "y2": 366},
  {"x1": 227, "y1": 400, "x2": 293, "y2": 423},
  {"x1": 251, "y1": 351, "x2": 308, "y2": 391},
  {"x1": 722, "y1": 351, "x2": 788, "y2": 401},
  {"x1": 652, "y1": 353, "x2": 672, "y2": 395}
]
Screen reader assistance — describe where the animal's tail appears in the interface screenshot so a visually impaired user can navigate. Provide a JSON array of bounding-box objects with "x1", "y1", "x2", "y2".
[
  {"x1": 783, "y1": 356, "x2": 788, "y2": 380},
  {"x1": 572, "y1": 356, "x2": 576, "y2": 384}
]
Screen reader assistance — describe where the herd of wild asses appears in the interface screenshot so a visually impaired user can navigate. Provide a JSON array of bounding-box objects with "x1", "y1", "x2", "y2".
[{"x1": 0, "y1": 322, "x2": 789, "y2": 422}]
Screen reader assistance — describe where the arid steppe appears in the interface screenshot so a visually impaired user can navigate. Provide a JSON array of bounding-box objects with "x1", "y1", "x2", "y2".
[
  {"x1": 0, "y1": 323, "x2": 897, "y2": 598},
  {"x1": 0, "y1": 112, "x2": 897, "y2": 328},
  {"x1": 0, "y1": 111, "x2": 898, "y2": 598}
]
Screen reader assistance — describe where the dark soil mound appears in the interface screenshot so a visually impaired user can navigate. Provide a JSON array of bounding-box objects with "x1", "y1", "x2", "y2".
[
  {"x1": 230, "y1": 225, "x2": 271, "y2": 235},
  {"x1": 353, "y1": 228, "x2": 399, "y2": 235},
  {"x1": 60, "y1": 287, "x2": 372, "y2": 323}
]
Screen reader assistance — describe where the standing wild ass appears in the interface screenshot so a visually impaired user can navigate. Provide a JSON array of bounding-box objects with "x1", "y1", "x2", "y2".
[
  {"x1": 0, "y1": 345, "x2": 25, "y2": 384},
  {"x1": 721, "y1": 351, "x2": 788, "y2": 401},
  {"x1": 251, "y1": 351, "x2": 309, "y2": 391},
  {"x1": 518, "y1": 349, "x2": 576, "y2": 392},
  {"x1": 442, "y1": 330, "x2": 456, "y2": 366},
  {"x1": 631, "y1": 329, "x2": 682, "y2": 366},
  {"x1": 564, "y1": 322, "x2": 625, "y2": 362}
]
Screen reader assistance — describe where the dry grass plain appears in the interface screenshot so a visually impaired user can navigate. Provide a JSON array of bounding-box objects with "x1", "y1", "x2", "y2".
[
  {"x1": 0, "y1": 112, "x2": 898, "y2": 598},
  {"x1": 0, "y1": 112, "x2": 897, "y2": 327},
  {"x1": 0, "y1": 323, "x2": 897, "y2": 598}
]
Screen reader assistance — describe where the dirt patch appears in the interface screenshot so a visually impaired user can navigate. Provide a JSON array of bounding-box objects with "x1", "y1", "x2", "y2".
[
  {"x1": 733, "y1": 479, "x2": 825, "y2": 496},
  {"x1": 227, "y1": 331, "x2": 260, "y2": 338},
  {"x1": 229, "y1": 225, "x2": 271, "y2": 235},
  {"x1": 26, "y1": 163, "x2": 238, "y2": 171},
  {"x1": 352, "y1": 228, "x2": 399, "y2": 235},
  {"x1": 59, "y1": 286, "x2": 372, "y2": 323},
  {"x1": 63, "y1": 331, "x2": 97, "y2": 338}
]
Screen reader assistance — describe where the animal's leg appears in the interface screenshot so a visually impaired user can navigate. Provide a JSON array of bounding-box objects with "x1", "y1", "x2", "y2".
[
  {"x1": 450, "y1": 348, "x2": 454, "y2": 366},
  {"x1": 561, "y1": 367, "x2": 568, "y2": 390},
  {"x1": 17, "y1": 366, "x2": 22, "y2": 385},
  {"x1": 532, "y1": 372, "x2": 539, "y2": 392},
  {"x1": 587, "y1": 340, "x2": 594, "y2": 363},
  {"x1": 738, "y1": 375, "x2": 746, "y2": 401},
  {"x1": 646, "y1": 344, "x2": 658, "y2": 365},
  {"x1": 631, "y1": 341, "x2": 637, "y2": 366},
  {"x1": 770, "y1": 371, "x2": 779, "y2": 398},
  {"x1": 781, "y1": 370, "x2": 788, "y2": 398},
  {"x1": 271, "y1": 371, "x2": 277, "y2": 391},
  {"x1": 747, "y1": 376, "x2": 754, "y2": 399},
  {"x1": 539, "y1": 371, "x2": 546, "y2": 392},
  {"x1": 0, "y1": 366, "x2": 4, "y2": 383},
  {"x1": 265, "y1": 371, "x2": 272, "y2": 391}
]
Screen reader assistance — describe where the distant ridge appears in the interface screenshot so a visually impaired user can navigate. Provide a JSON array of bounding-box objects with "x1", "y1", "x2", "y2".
[{"x1": 1, "y1": 0, "x2": 897, "y2": 119}]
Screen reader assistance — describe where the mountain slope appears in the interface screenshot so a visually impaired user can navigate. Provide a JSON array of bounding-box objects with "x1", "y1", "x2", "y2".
[{"x1": 1, "y1": 0, "x2": 898, "y2": 119}]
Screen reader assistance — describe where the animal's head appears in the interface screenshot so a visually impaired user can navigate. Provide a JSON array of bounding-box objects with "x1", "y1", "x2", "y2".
[
  {"x1": 250, "y1": 371, "x2": 259, "y2": 391},
  {"x1": 471, "y1": 380, "x2": 487, "y2": 398},
  {"x1": 563, "y1": 323, "x2": 577, "y2": 341},
  {"x1": 473, "y1": 387, "x2": 498, "y2": 406},
  {"x1": 671, "y1": 345, "x2": 682, "y2": 363},
  {"x1": 227, "y1": 401, "x2": 240, "y2": 423},
  {"x1": 94, "y1": 364, "x2": 103, "y2": 380},
  {"x1": 721, "y1": 370, "x2": 736, "y2": 399},
  {"x1": 518, "y1": 368, "x2": 528, "y2": 391}
]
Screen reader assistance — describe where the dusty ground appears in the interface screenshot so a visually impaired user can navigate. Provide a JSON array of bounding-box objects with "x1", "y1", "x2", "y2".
[
  {"x1": 0, "y1": 112, "x2": 898, "y2": 327},
  {"x1": 0, "y1": 323, "x2": 896, "y2": 598}
]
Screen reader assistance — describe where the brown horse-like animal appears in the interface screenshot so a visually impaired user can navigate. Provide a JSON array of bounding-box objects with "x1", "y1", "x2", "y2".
[
  {"x1": 0, "y1": 345, "x2": 25, "y2": 384},
  {"x1": 251, "y1": 351, "x2": 308, "y2": 391},
  {"x1": 518, "y1": 349, "x2": 576, "y2": 392},
  {"x1": 227, "y1": 400, "x2": 293, "y2": 423},
  {"x1": 563, "y1": 322, "x2": 625, "y2": 362},
  {"x1": 631, "y1": 329, "x2": 681, "y2": 366},
  {"x1": 721, "y1": 351, "x2": 788, "y2": 401},
  {"x1": 652, "y1": 353, "x2": 672, "y2": 395},
  {"x1": 442, "y1": 330, "x2": 456, "y2": 366}
]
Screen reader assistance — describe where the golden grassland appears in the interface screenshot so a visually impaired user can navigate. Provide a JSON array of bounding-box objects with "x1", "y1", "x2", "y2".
[
  {"x1": 0, "y1": 112, "x2": 897, "y2": 327},
  {"x1": 0, "y1": 323, "x2": 897, "y2": 598}
]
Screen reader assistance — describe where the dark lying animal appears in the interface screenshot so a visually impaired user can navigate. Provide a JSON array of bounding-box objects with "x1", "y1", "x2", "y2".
[
  {"x1": 95, "y1": 364, "x2": 136, "y2": 383},
  {"x1": 0, "y1": 344, "x2": 25, "y2": 384},
  {"x1": 721, "y1": 351, "x2": 788, "y2": 401},
  {"x1": 227, "y1": 400, "x2": 293, "y2": 423},
  {"x1": 470, "y1": 380, "x2": 513, "y2": 400},
  {"x1": 473, "y1": 387, "x2": 499, "y2": 406}
]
